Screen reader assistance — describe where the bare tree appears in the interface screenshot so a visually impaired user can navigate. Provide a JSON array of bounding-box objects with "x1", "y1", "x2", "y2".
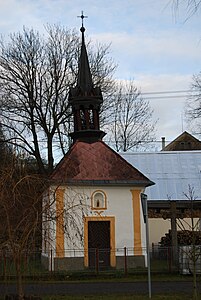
[
  {"x1": 160, "y1": 185, "x2": 201, "y2": 300},
  {"x1": 0, "y1": 153, "x2": 91, "y2": 298},
  {"x1": 185, "y1": 72, "x2": 201, "y2": 133},
  {"x1": 171, "y1": 0, "x2": 201, "y2": 20},
  {"x1": 0, "y1": 25, "x2": 116, "y2": 174},
  {"x1": 0, "y1": 157, "x2": 47, "y2": 299},
  {"x1": 181, "y1": 185, "x2": 201, "y2": 300},
  {"x1": 107, "y1": 81, "x2": 156, "y2": 152},
  {"x1": 0, "y1": 123, "x2": 13, "y2": 169}
]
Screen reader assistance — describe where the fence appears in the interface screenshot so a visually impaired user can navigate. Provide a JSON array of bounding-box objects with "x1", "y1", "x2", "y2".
[
  {"x1": 0, "y1": 245, "x2": 200, "y2": 279},
  {"x1": 179, "y1": 245, "x2": 201, "y2": 275}
]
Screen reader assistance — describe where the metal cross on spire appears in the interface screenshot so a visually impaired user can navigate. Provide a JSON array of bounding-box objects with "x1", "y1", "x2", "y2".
[{"x1": 77, "y1": 11, "x2": 88, "y2": 27}]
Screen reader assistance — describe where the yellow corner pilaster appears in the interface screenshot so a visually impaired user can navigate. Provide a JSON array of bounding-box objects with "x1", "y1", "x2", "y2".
[
  {"x1": 56, "y1": 188, "x2": 65, "y2": 257},
  {"x1": 131, "y1": 189, "x2": 142, "y2": 255}
]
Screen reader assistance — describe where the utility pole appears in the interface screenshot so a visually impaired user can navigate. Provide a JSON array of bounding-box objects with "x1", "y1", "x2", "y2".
[{"x1": 141, "y1": 193, "x2": 151, "y2": 298}]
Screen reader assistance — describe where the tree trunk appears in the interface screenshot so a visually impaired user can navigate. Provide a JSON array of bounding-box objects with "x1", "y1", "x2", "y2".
[{"x1": 47, "y1": 135, "x2": 54, "y2": 174}]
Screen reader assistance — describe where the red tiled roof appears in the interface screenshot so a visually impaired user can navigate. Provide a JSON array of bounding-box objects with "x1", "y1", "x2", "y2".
[{"x1": 51, "y1": 141, "x2": 154, "y2": 186}]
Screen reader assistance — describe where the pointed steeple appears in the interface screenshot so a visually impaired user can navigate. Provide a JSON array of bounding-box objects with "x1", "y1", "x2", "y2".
[
  {"x1": 69, "y1": 14, "x2": 106, "y2": 144},
  {"x1": 77, "y1": 26, "x2": 93, "y2": 92}
]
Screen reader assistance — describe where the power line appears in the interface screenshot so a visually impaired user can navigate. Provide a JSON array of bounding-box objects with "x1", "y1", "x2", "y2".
[
  {"x1": 141, "y1": 89, "x2": 199, "y2": 95},
  {"x1": 142, "y1": 95, "x2": 189, "y2": 100},
  {"x1": 122, "y1": 89, "x2": 200, "y2": 100}
]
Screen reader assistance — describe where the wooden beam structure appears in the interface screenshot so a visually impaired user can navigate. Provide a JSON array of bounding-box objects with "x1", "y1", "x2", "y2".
[{"x1": 148, "y1": 200, "x2": 201, "y2": 218}]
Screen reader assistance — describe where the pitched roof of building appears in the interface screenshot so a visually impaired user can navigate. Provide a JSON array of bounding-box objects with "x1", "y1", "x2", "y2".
[
  {"x1": 51, "y1": 140, "x2": 154, "y2": 187},
  {"x1": 162, "y1": 131, "x2": 201, "y2": 151},
  {"x1": 121, "y1": 151, "x2": 201, "y2": 201}
]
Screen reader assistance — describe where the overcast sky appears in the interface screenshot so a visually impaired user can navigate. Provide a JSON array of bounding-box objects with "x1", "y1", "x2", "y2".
[{"x1": 0, "y1": 0, "x2": 201, "y2": 147}]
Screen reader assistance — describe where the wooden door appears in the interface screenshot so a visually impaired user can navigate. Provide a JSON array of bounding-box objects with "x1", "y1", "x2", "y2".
[{"x1": 88, "y1": 221, "x2": 110, "y2": 268}]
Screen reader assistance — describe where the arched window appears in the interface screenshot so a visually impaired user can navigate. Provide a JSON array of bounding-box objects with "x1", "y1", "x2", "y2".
[{"x1": 91, "y1": 190, "x2": 107, "y2": 210}]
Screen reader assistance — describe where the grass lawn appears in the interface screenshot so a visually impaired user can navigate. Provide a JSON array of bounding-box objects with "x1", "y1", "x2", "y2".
[{"x1": 34, "y1": 272, "x2": 199, "y2": 283}]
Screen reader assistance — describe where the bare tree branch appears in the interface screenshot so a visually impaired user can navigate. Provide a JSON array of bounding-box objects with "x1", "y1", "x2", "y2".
[
  {"x1": 0, "y1": 25, "x2": 116, "y2": 174},
  {"x1": 185, "y1": 72, "x2": 201, "y2": 134},
  {"x1": 172, "y1": 0, "x2": 201, "y2": 21},
  {"x1": 106, "y1": 80, "x2": 157, "y2": 152}
]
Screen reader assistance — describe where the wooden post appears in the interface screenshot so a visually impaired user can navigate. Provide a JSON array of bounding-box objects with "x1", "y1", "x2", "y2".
[
  {"x1": 152, "y1": 243, "x2": 154, "y2": 259},
  {"x1": 124, "y1": 247, "x2": 127, "y2": 276},
  {"x1": 170, "y1": 201, "x2": 178, "y2": 265}
]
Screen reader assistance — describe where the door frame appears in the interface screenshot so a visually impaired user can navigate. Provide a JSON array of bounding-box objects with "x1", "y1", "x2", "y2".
[{"x1": 84, "y1": 216, "x2": 116, "y2": 267}]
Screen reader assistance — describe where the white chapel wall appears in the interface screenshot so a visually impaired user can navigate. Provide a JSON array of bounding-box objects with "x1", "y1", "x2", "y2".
[
  {"x1": 43, "y1": 184, "x2": 149, "y2": 259},
  {"x1": 47, "y1": 185, "x2": 147, "y2": 252}
]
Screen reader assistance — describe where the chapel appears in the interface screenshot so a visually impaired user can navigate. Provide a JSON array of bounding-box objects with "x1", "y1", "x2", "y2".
[{"x1": 42, "y1": 18, "x2": 154, "y2": 271}]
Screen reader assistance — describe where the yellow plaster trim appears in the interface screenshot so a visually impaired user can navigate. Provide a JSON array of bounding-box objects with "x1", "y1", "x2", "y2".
[
  {"x1": 56, "y1": 189, "x2": 65, "y2": 257},
  {"x1": 84, "y1": 216, "x2": 116, "y2": 267},
  {"x1": 131, "y1": 189, "x2": 142, "y2": 255}
]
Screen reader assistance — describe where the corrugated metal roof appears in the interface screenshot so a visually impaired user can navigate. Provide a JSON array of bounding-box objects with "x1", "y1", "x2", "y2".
[{"x1": 121, "y1": 151, "x2": 201, "y2": 201}]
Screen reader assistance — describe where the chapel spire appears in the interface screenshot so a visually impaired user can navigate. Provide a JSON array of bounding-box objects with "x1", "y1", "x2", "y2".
[
  {"x1": 68, "y1": 13, "x2": 106, "y2": 144},
  {"x1": 77, "y1": 12, "x2": 93, "y2": 92},
  {"x1": 77, "y1": 25, "x2": 93, "y2": 92}
]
